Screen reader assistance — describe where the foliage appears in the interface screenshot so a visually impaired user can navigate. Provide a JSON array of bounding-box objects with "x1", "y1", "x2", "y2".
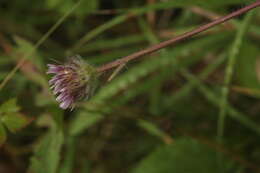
[
  {"x1": 0, "y1": 99, "x2": 30, "y2": 145},
  {"x1": 132, "y1": 138, "x2": 234, "y2": 173},
  {"x1": 0, "y1": 0, "x2": 260, "y2": 173}
]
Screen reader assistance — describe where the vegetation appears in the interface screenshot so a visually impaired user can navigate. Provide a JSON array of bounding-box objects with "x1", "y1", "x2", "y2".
[{"x1": 0, "y1": 0, "x2": 260, "y2": 172}]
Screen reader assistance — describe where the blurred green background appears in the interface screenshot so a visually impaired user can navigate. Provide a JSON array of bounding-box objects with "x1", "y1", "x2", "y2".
[{"x1": 0, "y1": 0, "x2": 260, "y2": 173}]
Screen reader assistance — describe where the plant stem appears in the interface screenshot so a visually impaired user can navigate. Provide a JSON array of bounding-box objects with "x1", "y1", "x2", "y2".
[
  {"x1": 217, "y1": 10, "x2": 255, "y2": 144},
  {"x1": 97, "y1": 1, "x2": 260, "y2": 73}
]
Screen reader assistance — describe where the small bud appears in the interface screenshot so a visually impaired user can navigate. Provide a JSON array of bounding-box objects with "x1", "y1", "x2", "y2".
[{"x1": 47, "y1": 55, "x2": 97, "y2": 110}]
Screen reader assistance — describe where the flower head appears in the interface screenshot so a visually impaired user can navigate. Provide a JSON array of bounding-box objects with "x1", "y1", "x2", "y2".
[{"x1": 47, "y1": 55, "x2": 97, "y2": 110}]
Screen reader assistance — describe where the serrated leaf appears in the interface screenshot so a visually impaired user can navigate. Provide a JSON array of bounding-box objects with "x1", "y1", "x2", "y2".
[
  {"x1": 29, "y1": 118, "x2": 64, "y2": 173},
  {"x1": 0, "y1": 98, "x2": 20, "y2": 114},
  {"x1": 132, "y1": 138, "x2": 234, "y2": 173},
  {"x1": 1, "y1": 113, "x2": 30, "y2": 133},
  {"x1": 29, "y1": 129, "x2": 64, "y2": 173},
  {"x1": 0, "y1": 123, "x2": 6, "y2": 146}
]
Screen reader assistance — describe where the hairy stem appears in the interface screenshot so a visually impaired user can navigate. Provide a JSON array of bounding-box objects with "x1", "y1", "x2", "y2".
[{"x1": 97, "y1": 1, "x2": 260, "y2": 73}]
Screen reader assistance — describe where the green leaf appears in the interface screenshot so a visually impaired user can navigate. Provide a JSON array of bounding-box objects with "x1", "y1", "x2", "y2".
[
  {"x1": 217, "y1": 10, "x2": 254, "y2": 143},
  {"x1": 0, "y1": 123, "x2": 6, "y2": 146},
  {"x1": 1, "y1": 113, "x2": 30, "y2": 133},
  {"x1": 182, "y1": 71, "x2": 260, "y2": 136},
  {"x1": 59, "y1": 136, "x2": 77, "y2": 173},
  {"x1": 138, "y1": 120, "x2": 166, "y2": 139},
  {"x1": 14, "y1": 36, "x2": 35, "y2": 60},
  {"x1": 76, "y1": 0, "x2": 99, "y2": 16},
  {"x1": 69, "y1": 112, "x2": 103, "y2": 136},
  {"x1": 235, "y1": 41, "x2": 260, "y2": 90},
  {"x1": 13, "y1": 36, "x2": 48, "y2": 87},
  {"x1": 138, "y1": 120, "x2": 173, "y2": 144},
  {"x1": 46, "y1": 0, "x2": 62, "y2": 8},
  {"x1": 132, "y1": 138, "x2": 234, "y2": 173},
  {"x1": 0, "y1": 98, "x2": 20, "y2": 114},
  {"x1": 29, "y1": 123, "x2": 64, "y2": 173}
]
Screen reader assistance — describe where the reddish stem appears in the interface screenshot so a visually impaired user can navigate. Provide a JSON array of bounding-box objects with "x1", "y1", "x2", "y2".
[{"x1": 97, "y1": 1, "x2": 260, "y2": 73}]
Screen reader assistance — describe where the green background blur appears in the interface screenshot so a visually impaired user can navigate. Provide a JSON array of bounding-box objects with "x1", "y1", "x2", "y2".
[{"x1": 0, "y1": 0, "x2": 260, "y2": 173}]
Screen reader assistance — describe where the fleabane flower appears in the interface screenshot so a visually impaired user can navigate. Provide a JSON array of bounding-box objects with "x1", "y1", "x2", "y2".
[{"x1": 47, "y1": 55, "x2": 97, "y2": 110}]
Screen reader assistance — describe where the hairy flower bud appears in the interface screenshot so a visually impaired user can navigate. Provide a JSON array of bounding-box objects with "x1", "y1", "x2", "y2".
[{"x1": 47, "y1": 55, "x2": 97, "y2": 110}]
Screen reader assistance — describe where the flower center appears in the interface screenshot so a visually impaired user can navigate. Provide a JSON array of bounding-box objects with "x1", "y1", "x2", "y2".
[{"x1": 64, "y1": 70, "x2": 69, "y2": 74}]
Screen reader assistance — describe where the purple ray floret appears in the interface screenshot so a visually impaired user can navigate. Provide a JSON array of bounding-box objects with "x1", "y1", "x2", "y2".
[{"x1": 47, "y1": 55, "x2": 97, "y2": 110}]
